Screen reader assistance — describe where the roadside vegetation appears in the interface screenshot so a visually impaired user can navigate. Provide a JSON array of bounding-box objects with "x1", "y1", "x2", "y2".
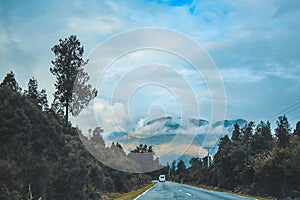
[
  {"x1": 152, "y1": 119, "x2": 300, "y2": 199},
  {"x1": 108, "y1": 182, "x2": 156, "y2": 200}
]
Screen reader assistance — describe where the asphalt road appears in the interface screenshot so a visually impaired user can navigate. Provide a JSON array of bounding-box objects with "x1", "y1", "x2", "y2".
[{"x1": 134, "y1": 181, "x2": 256, "y2": 200}]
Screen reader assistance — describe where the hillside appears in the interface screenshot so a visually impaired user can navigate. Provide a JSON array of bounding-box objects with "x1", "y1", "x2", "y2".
[{"x1": 0, "y1": 87, "x2": 151, "y2": 199}]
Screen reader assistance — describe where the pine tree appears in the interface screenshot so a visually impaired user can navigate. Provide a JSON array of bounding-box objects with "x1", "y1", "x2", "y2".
[
  {"x1": 293, "y1": 121, "x2": 300, "y2": 137},
  {"x1": 252, "y1": 121, "x2": 273, "y2": 152},
  {"x1": 24, "y1": 77, "x2": 48, "y2": 110},
  {"x1": 241, "y1": 121, "x2": 254, "y2": 144},
  {"x1": 231, "y1": 123, "x2": 241, "y2": 141},
  {"x1": 0, "y1": 71, "x2": 21, "y2": 92},
  {"x1": 275, "y1": 115, "x2": 291, "y2": 148},
  {"x1": 176, "y1": 160, "x2": 186, "y2": 183},
  {"x1": 50, "y1": 35, "x2": 97, "y2": 124}
]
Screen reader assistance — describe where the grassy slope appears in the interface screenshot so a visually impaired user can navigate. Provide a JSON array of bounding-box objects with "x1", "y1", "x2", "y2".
[{"x1": 108, "y1": 182, "x2": 157, "y2": 200}]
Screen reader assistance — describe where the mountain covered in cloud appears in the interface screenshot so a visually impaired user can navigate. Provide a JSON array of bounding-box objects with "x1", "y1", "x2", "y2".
[{"x1": 106, "y1": 117, "x2": 247, "y2": 166}]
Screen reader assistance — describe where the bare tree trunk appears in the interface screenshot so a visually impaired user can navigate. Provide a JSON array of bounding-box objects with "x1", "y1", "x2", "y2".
[{"x1": 66, "y1": 99, "x2": 69, "y2": 124}]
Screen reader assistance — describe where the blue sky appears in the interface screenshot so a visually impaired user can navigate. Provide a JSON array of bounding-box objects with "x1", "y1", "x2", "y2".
[{"x1": 1, "y1": 0, "x2": 300, "y2": 132}]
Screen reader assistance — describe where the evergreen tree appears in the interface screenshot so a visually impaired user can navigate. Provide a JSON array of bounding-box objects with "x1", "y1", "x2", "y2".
[
  {"x1": 231, "y1": 123, "x2": 241, "y2": 141},
  {"x1": 0, "y1": 71, "x2": 21, "y2": 92},
  {"x1": 177, "y1": 160, "x2": 186, "y2": 172},
  {"x1": 189, "y1": 157, "x2": 202, "y2": 169},
  {"x1": 241, "y1": 121, "x2": 254, "y2": 144},
  {"x1": 293, "y1": 121, "x2": 300, "y2": 137},
  {"x1": 128, "y1": 144, "x2": 158, "y2": 172},
  {"x1": 24, "y1": 77, "x2": 48, "y2": 110},
  {"x1": 213, "y1": 135, "x2": 234, "y2": 188},
  {"x1": 275, "y1": 115, "x2": 291, "y2": 148},
  {"x1": 252, "y1": 121, "x2": 273, "y2": 152},
  {"x1": 176, "y1": 160, "x2": 186, "y2": 183},
  {"x1": 170, "y1": 160, "x2": 176, "y2": 180},
  {"x1": 50, "y1": 35, "x2": 97, "y2": 124}
]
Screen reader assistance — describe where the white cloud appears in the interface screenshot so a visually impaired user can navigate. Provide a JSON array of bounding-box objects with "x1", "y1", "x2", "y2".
[
  {"x1": 67, "y1": 17, "x2": 123, "y2": 36},
  {"x1": 220, "y1": 68, "x2": 266, "y2": 83},
  {"x1": 1, "y1": 0, "x2": 300, "y2": 127},
  {"x1": 73, "y1": 98, "x2": 130, "y2": 138}
]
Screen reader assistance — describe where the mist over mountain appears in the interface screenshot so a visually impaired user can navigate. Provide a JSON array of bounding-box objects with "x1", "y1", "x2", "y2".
[{"x1": 106, "y1": 116, "x2": 247, "y2": 165}]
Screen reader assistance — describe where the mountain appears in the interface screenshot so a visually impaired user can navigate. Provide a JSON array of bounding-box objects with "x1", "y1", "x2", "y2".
[{"x1": 107, "y1": 117, "x2": 247, "y2": 166}]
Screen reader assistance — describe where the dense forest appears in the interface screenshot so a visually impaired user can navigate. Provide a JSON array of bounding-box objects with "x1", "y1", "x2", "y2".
[
  {"x1": 159, "y1": 118, "x2": 300, "y2": 198},
  {"x1": 0, "y1": 72, "x2": 153, "y2": 199}
]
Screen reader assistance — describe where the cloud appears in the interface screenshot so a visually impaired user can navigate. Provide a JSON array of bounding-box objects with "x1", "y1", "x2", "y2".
[
  {"x1": 220, "y1": 68, "x2": 266, "y2": 83},
  {"x1": 67, "y1": 17, "x2": 123, "y2": 36},
  {"x1": 1, "y1": 0, "x2": 300, "y2": 128},
  {"x1": 73, "y1": 98, "x2": 130, "y2": 138},
  {"x1": 128, "y1": 117, "x2": 168, "y2": 137}
]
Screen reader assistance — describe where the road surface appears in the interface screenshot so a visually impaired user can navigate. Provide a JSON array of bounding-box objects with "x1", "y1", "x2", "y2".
[{"x1": 134, "y1": 181, "x2": 256, "y2": 200}]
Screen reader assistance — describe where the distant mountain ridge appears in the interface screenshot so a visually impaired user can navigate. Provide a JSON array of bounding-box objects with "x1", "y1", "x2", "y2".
[{"x1": 106, "y1": 117, "x2": 247, "y2": 165}]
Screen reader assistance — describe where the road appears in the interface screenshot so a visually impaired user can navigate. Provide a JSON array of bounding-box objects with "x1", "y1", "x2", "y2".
[{"x1": 134, "y1": 181, "x2": 256, "y2": 200}]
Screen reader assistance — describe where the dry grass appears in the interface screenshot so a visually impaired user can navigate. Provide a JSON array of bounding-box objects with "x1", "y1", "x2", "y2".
[{"x1": 108, "y1": 182, "x2": 157, "y2": 200}]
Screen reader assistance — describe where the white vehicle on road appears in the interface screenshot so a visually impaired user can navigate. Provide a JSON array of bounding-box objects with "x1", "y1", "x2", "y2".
[{"x1": 158, "y1": 175, "x2": 166, "y2": 182}]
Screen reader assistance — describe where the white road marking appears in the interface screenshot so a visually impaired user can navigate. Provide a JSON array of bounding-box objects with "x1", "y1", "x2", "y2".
[
  {"x1": 186, "y1": 192, "x2": 191, "y2": 196},
  {"x1": 133, "y1": 184, "x2": 156, "y2": 200}
]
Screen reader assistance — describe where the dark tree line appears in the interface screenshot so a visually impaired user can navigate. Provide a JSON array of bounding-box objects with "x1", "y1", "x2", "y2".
[
  {"x1": 165, "y1": 118, "x2": 300, "y2": 198},
  {"x1": 130, "y1": 144, "x2": 153, "y2": 153}
]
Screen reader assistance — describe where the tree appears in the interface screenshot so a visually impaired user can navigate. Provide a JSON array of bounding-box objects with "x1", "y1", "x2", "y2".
[
  {"x1": 90, "y1": 127, "x2": 105, "y2": 145},
  {"x1": 0, "y1": 81, "x2": 152, "y2": 199},
  {"x1": 24, "y1": 77, "x2": 48, "y2": 110},
  {"x1": 176, "y1": 160, "x2": 186, "y2": 183},
  {"x1": 131, "y1": 144, "x2": 153, "y2": 153},
  {"x1": 241, "y1": 121, "x2": 254, "y2": 144},
  {"x1": 213, "y1": 135, "x2": 234, "y2": 188},
  {"x1": 293, "y1": 121, "x2": 300, "y2": 137},
  {"x1": 231, "y1": 123, "x2": 241, "y2": 141},
  {"x1": 251, "y1": 121, "x2": 273, "y2": 153},
  {"x1": 128, "y1": 144, "x2": 158, "y2": 172},
  {"x1": 170, "y1": 160, "x2": 176, "y2": 181},
  {"x1": 191, "y1": 157, "x2": 203, "y2": 169},
  {"x1": 50, "y1": 35, "x2": 97, "y2": 124},
  {"x1": 0, "y1": 71, "x2": 21, "y2": 92},
  {"x1": 177, "y1": 160, "x2": 186, "y2": 172},
  {"x1": 275, "y1": 115, "x2": 291, "y2": 148}
]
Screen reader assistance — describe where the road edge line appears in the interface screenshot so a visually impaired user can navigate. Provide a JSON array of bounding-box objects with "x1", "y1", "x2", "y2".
[{"x1": 133, "y1": 182, "x2": 157, "y2": 200}]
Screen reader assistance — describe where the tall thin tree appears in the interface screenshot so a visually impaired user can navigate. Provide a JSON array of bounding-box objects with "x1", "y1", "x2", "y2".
[{"x1": 50, "y1": 35, "x2": 97, "y2": 124}]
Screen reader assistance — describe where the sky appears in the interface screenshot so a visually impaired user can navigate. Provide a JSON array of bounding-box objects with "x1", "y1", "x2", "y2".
[{"x1": 1, "y1": 0, "x2": 300, "y2": 134}]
